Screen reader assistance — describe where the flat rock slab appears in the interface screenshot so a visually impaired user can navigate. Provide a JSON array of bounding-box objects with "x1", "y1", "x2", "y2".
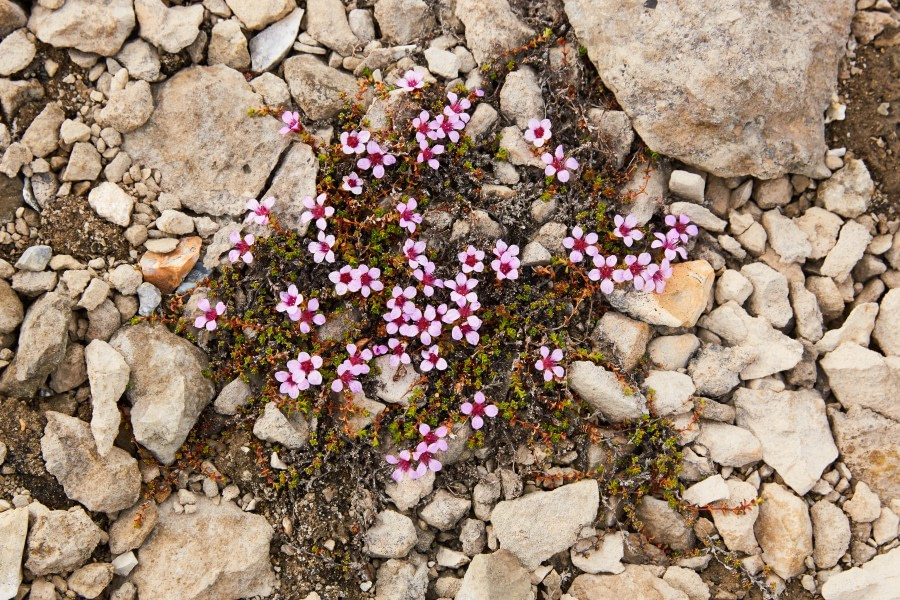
[
  {"x1": 123, "y1": 65, "x2": 289, "y2": 216},
  {"x1": 564, "y1": 0, "x2": 854, "y2": 178}
]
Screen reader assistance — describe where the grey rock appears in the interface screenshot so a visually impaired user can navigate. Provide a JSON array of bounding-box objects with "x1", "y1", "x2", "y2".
[
  {"x1": 283, "y1": 54, "x2": 370, "y2": 121},
  {"x1": 790, "y1": 281, "x2": 824, "y2": 342},
  {"x1": 21, "y1": 103, "x2": 64, "y2": 158},
  {"x1": 110, "y1": 323, "x2": 215, "y2": 464},
  {"x1": 0, "y1": 0, "x2": 26, "y2": 40},
  {"x1": 568, "y1": 565, "x2": 691, "y2": 600},
  {"x1": 490, "y1": 480, "x2": 599, "y2": 570},
  {"x1": 636, "y1": 496, "x2": 695, "y2": 552},
  {"x1": 795, "y1": 207, "x2": 844, "y2": 260},
  {"x1": 821, "y1": 546, "x2": 900, "y2": 600},
  {"x1": 688, "y1": 345, "x2": 756, "y2": 397},
  {"x1": 816, "y1": 302, "x2": 879, "y2": 353},
  {"x1": 711, "y1": 479, "x2": 760, "y2": 555},
  {"x1": 682, "y1": 474, "x2": 729, "y2": 507},
  {"x1": 648, "y1": 334, "x2": 700, "y2": 371},
  {"x1": 0, "y1": 507, "x2": 28, "y2": 598},
  {"x1": 419, "y1": 489, "x2": 471, "y2": 531},
  {"x1": 108, "y1": 264, "x2": 143, "y2": 295},
  {"x1": 134, "y1": 0, "x2": 203, "y2": 54},
  {"x1": 132, "y1": 496, "x2": 275, "y2": 600},
  {"x1": 348, "y1": 9, "x2": 375, "y2": 45},
  {"x1": 98, "y1": 80, "x2": 155, "y2": 133},
  {"x1": 59, "y1": 119, "x2": 91, "y2": 145},
  {"x1": 261, "y1": 142, "x2": 318, "y2": 235},
  {"x1": 109, "y1": 500, "x2": 159, "y2": 554},
  {"x1": 214, "y1": 377, "x2": 252, "y2": 415},
  {"x1": 374, "y1": 0, "x2": 435, "y2": 46},
  {"x1": 307, "y1": 0, "x2": 357, "y2": 55},
  {"x1": 49, "y1": 342, "x2": 87, "y2": 393},
  {"x1": 424, "y1": 47, "x2": 460, "y2": 79},
  {"x1": 818, "y1": 159, "x2": 873, "y2": 219},
  {"x1": 364, "y1": 510, "x2": 417, "y2": 559},
  {"x1": 123, "y1": 65, "x2": 289, "y2": 216},
  {"x1": 663, "y1": 566, "x2": 710, "y2": 600},
  {"x1": 820, "y1": 342, "x2": 900, "y2": 421},
  {"x1": 571, "y1": 531, "x2": 625, "y2": 575},
  {"x1": 224, "y1": 0, "x2": 294, "y2": 30},
  {"x1": 695, "y1": 421, "x2": 762, "y2": 467},
  {"x1": 78, "y1": 278, "x2": 111, "y2": 311},
  {"x1": 249, "y1": 7, "x2": 303, "y2": 72},
  {"x1": 28, "y1": 0, "x2": 135, "y2": 56},
  {"x1": 500, "y1": 67, "x2": 544, "y2": 129},
  {"x1": 498, "y1": 125, "x2": 544, "y2": 168},
  {"x1": 669, "y1": 170, "x2": 705, "y2": 203},
  {"x1": 734, "y1": 388, "x2": 838, "y2": 495},
  {"x1": 1, "y1": 291, "x2": 71, "y2": 393},
  {"x1": 375, "y1": 558, "x2": 429, "y2": 600},
  {"x1": 67, "y1": 563, "x2": 114, "y2": 599},
  {"x1": 208, "y1": 19, "x2": 250, "y2": 70},
  {"x1": 62, "y1": 142, "x2": 102, "y2": 181},
  {"x1": 456, "y1": 550, "x2": 531, "y2": 600},
  {"x1": 137, "y1": 282, "x2": 161, "y2": 316},
  {"x1": 249, "y1": 72, "x2": 291, "y2": 107},
  {"x1": 588, "y1": 108, "x2": 634, "y2": 170},
  {"x1": 14, "y1": 244, "x2": 52, "y2": 272},
  {"x1": 822, "y1": 220, "x2": 872, "y2": 283},
  {"x1": 594, "y1": 311, "x2": 651, "y2": 371},
  {"x1": 761, "y1": 209, "x2": 812, "y2": 264},
  {"x1": 568, "y1": 361, "x2": 648, "y2": 422},
  {"x1": 642, "y1": 370, "x2": 695, "y2": 416},
  {"x1": 564, "y1": 0, "x2": 852, "y2": 179},
  {"x1": 252, "y1": 402, "x2": 310, "y2": 449},
  {"x1": 873, "y1": 288, "x2": 900, "y2": 356},
  {"x1": 85, "y1": 340, "x2": 129, "y2": 456},
  {"x1": 25, "y1": 507, "x2": 103, "y2": 576},
  {"x1": 755, "y1": 482, "x2": 812, "y2": 580},
  {"x1": 810, "y1": 499, "x2": 851, "y2": 569},
  {"x1": 741, "y1": 262, "x2": 793, "y2": 328},
  {"x1": 42, "y1": 412, "x2": 141, "y2": 513},
  {"x1": 454, "y1": 0, "x2": 534, "y2": 65},
  {"x1": 753, "y1": 176, "x2": 792, "y2": 209},
  {"x1": 385, "y1": 469, "x2": 434, "y2": 512},
  {"x1": 116, "y1": 39, "x2": 161, "y2": 81}
]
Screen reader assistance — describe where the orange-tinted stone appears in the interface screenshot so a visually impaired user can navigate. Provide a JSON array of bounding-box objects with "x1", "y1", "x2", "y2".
[{"x1": 139, "y1": 236, "x2": 202, "y2": 294}]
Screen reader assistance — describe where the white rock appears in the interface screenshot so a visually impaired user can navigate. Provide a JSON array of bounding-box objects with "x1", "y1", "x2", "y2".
[
  {"x1": 682, "y1": 475, "x2": 729, "y2": 506},
  {"x1": 670, "y1": 201, "x2": 726, "y2": 232},
  {"x1": 420, "y1": 489, "x2": 471, "y2": 531},
  {"x1": 454, "y1": 0, "x2": 534, "y2": 65},
  {"x1": 821, "y1": 546, "x2": 900, "y2": 600},
  {"x1": 155, "y1": 209, "x2": 195, "y2": 235},
  {"x1": 715, "y1": 268, "x2": 753, "y2": 305},
  {"x1": 753, "y1": 176, "x2": 792, "y2": 209},
  {"x1": 695, "y1": 421, "x2": 762, "y2": 467},
  {"x1": 790, "y1": 281, "x2": 824, "y2": 342},
  {"x1": 112, "y1": 551, "x2": 138, "y2": 576},
  {"x1": 0, "y1": 28, "x2": 36, "y2": 76},
  {"x1": 500, "y1": 66, "x2": 544, "y2": 129},
  {"x1": 568, "y1": 565, "x2": 691, "y2": 600},
  {"x1": 594, "y1": 311, "x2": 652, "y2": 371},
  {"x1": 642, "y1": 370, "x2": 695, "y2": 416},
  {"x1": 873, "y1": 288, "x2": 900, "y2": 356},
  {"x1": 249, "y1": 7, "x2": 303, "y2": 72},
  {"x1": 795, "y1": 207, "x2": 843, "y2": 260},
  {"x1": 843, "y1": 481, "x2": 881, "y2": 523},
  {"x1": 424, "y1": 47, "x2": 460, "y2": 79},
  {"x1": 28, "y1": 0, "x2": 135, "y2": 56},
  {"x1": 88, "y1": 182, "x2": 134, "y2": 227},
  {"x1": 816, "y1": 302, "x2": 879, "y2": 353},
  {"x1": 224, "y1": 0, "x2": 294, "y2": 30},
  {"x1": 761, "y1": 209, "x2": 812, "y2": 264},
  {"x1": 363, "y1": 510, "x2": 417, "y2": 558},
  {"x1": 648, "y1": 334, "x2": 700, "y2": 371},
  {"x1": 819, "y1": 342, "x2": 900, "y2": 421},
  {"x1": 116, "y1": 39, "x2": 161, "y2": 82},
  {"x1": 568, "y1": 361, "x2": 648, "y2": 422},
  {"x1": 810, "y1": 499, "x2": 851, "y2": 569},
  {"x1": 663, "y1": 566, "x2": 710, "y2": 600},
  {"x1": 85, "y1": 340, "x2": 130, "y2": 457},
  {"x1": 570, "y1": 531, "x2": 625, "y2": 575},
  {"x1": 669, "y1": 171, "x2": 705, "y2": 203},
  {"x1": 0, "y1": 507, "x2": 28, "y2": 598},
  {"x1": 872, "y1": 507, "x2": 898, "y2": 545},
  {"x1": 711, "y1": 479, "x2": 760, "y2": 555},
  {"x1": 373, "y1": 0, "x2": 434, "y2": 46},
  {"x1": 134, "y1": 0, "x2": 204, "y2": 54},
  {"x1": 25, "y1": 507, "x2": 104, "y2": 576},
  {"x1": 734, "y1": 388, "x2": 838, "y2": 495},
  {"x1": 741, "y1": 262, "x2": 793, "y2": 328},
  {"x1": 821, "y1": 220, "x2": 872, "y2": 282},
  {"x1": 755, "y1": 482, "x2": 812, "y2": 580},
  {"x1": 456, "y1": 550, "x2": 531, "y2": 600},
  {"x1": 817, "y1": 159, "x2": 873, "y2": 219},
  {"x1": 208, "y1": 18, "x2": 250, "y2": 70},
  {"x1": 252, "y1": 402, "x2": 309, "y2": 449}
]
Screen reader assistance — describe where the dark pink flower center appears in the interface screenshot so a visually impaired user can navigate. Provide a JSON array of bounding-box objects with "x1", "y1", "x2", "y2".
[
  {"x1": 440, "y1": 119, "x2": 454, "y2": 133},
  {"x1": 235, "y1": 241, "x2": 250, "y2": 253},
  {"x1": 572, "y1": 238, "x2": 588, "y2": 252},
  {"x1": 597, "y1": 265, "x2": 614, "y2": 280},
  {"x1": 318, "y1": 242, "x2": 330, "y2": 252},
  {"x1": 533, "y1": 126, "x2": 544, "y2": 138},
  {"x1": 459, "y1": 304, "x2": 474, "y2": 318},
  {"x1": 465, "y1": 255, "x2": 478, "y2": 266},
  {"x1": 422, "y1": 431, "x2": 440, "y2": 444},
  {"x1": 346, "y1": 135, "x2": 358, "y2": 148},
  {"x1": 340, "y1": 370, "x2": 354, "y2": 384},
  {"x1": 369, "y1": 151, "x2": 384, "y2": 166},
  {"x1": 299, "y1": 360, "x2": 314, "y2": 374},
  {"x1": 255, "y1": 206, "x2": 269, "y2": 217},
  {"x1": 470, "y1": 402, "x2": 486, "y2": 417},
  {"x1": 311, "y1": 205, "x2": 326, "y2": 218},
  {"x1": 421, "y1": 147, "x2": 434, "y2": 160},
  {"x1": 339, "y1": 272, "x2": 352, "y2": 284},
  {"x1": 619, "y1": 223, "x2": 632, "y2": 235},
  {"x1": 204, "y1": 309, "x2": 218, "y2": 321},
  {"x1": 360, "y1": 273, "x2": 373, "y2": 286},
  {"x1": 499, "y1": 262, "x2": 512, "y2": 274},
  {"x1": 629, "y1": 262, "x2": 645, "y2": 276}
]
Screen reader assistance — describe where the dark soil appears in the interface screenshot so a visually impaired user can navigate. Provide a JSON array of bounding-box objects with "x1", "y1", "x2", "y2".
[{"x1": 36, "y1": 194, "x2": 131, "y2": 263}]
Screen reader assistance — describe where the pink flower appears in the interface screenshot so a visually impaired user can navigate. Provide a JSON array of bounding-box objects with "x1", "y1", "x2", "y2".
[
  {"x1": 279, "y1": 111, "x2": 301, "y2": 135},
  {"x1": 372, "y1": 344, "x2": 389, "y2": 357},
  {"x1": 276, "y1": 284, "x2": 302, "y2": 319},
  {"x1": 412, "y1": 111, "x2": 431, "y2": 143},
  {"x1": 588, "y1": 254, "x2": 618, "y2": 294},
  {"x1": 492, "y1": 239, "x2": 519, "y2": 258},
  {"x1": 401, "y1": 305, "x2": 442, "y2": 344},
  {"x1": 413, "y1": 441, "x2": 442, "y2": 474},
  {"x1": 331, "y1": 360, "x2": 363, "y2": 393},
  {"x1": 357, "y1": 141, "x2": 396, "y2": 179},
  {"x1": 420, "y1": 345, "x2": 447, "y2": 372},
  {"x1": 296, "y1": 298, "x2": 326, "y2": 333},
  {"x1": 349, "y1": 264, "x2": 383, "y2": 297},
  {"x1": 402, "y1": 239, "x2": 427, "y2": 268},
  {"x1": 342, "y1": 172, "x2": 363, "y2": 195},
  {"x1": 340, "y1": 129, "x2": 370, "y2": 155},
  {"x1": 460, "y1": 391, "x2": 498, "y2": 430},
  {"x1": 397, "y1": 198, "x2": 422, "y2": 234},
  {"x1": 562, "y1": 226, "x2": 599, "y2": 263},
  {"x1": 541, "y1": 145, "x2": 579, "y2": 182},
  {"x1": 613, "y1": 214, "x2": 644, "y2": 247},
  {"x1": 457, "y1": 300, "x2": 480, "y2": 321},
  {"x1": 308, "y1": 231, "x2": 336, "y2": 263},
  {"x1": 388, "y1": 338, "x2": 411, "y2": 367},
  {"x1": 228, "y1": 231, "x2": 254, "y2": 264},
  {"x1": 523, "y1": 118, "x2": 552, "y2": 147},
  {"x1": 428, "y1": 113, "x2": 464, "y2": 144},
  {"x1": 329, "y1": 265, "x2": 354, "y2": 296},
  {"x1": 490, "y1": 251, "x2": 520, "y2": 281},
  {"x1": 665, "y1": 214, "x2": 699, "y2": 243},
  {"x1": 642, "y1": 260, "x2": 674, "y2": 293},
  {"x1": 458, "y1": 245, "x2": 485, "y2": 273},
  {"x1": 419, "y1": 423, "x2": 449, "y2": 452},
  {"x1": 452, "y1": 315, "x2": 482, "y2": 345},
  {"x1": 292, "y1": 352, "x2": 324, "y2": 389},
  {"x1": 449, "y1": 273, "x2": 478, "y2": 306},
  {"x1": 413, "y1": 260, "x2": 443, "y2": 297},
  {"x1": 300, "y1": 193, "x2": 334, "y2": 231},
  {"x1": 614, "y1": 252, "x2": 652, "y2": 286},
  {"x1": 438, "y1": 302, "x2": 460, "y2": 325},
  {"x1": 651, "y1": 230, "x2": 687, "y2": 262},
  {"x1": 346, "y1": 343, "x2": 373, "y2": 375},
  {"x1": 194, "y1": 298, "x2": 225, "y2": 331},
  {"x1": 396, "y1": 69, "x2": 425, "y2": 92},
  {"x1": 417, "y1": 140, "x2": 444, "y2": 169},
  {"x1": 245, "y1": 197, "x2": 274, "y2": 226},
  {"x1": 386, "y1": 450, "x2": 418, "y2": 482},
  {"x1": 383, "y1": 307, "x2": 407, "y2": 336},
  {"x1": 535, "y1": 346, "x2": 565, "y2": 382},
  {"x1": 387, "y1": 286, "x2": 417, "y2": 313},
  {"x1": 275, "y1": 368, "x2": 303, "y2": 398},
  {"x1": 444, "y1": 92, "x2": 471, "y2": 123}
]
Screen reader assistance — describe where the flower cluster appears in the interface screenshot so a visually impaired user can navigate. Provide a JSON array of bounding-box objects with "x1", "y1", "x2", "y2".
[{"x1": 523, "y1": 117, "x2": 579, "y2": 182}]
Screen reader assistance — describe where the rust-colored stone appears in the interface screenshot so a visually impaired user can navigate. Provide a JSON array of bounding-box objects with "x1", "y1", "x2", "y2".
[{"x1": 139, "y1": 236, "x2": 201, "y2": 294}]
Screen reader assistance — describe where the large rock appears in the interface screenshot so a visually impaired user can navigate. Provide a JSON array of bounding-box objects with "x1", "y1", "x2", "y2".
[
  {"x1": 97, "y1": 80, "x2": 155, "y2": 134},
  {"x1": 456, "y1": 550, "x2": 531, "y2": 600},
  {"x1": 28, "y1": 0, "x2": 134, "y2": 56},
  {"x1": 490, "y1": 480, "x2": 599, "y2": 570},
  {"x1": 224, "y1": 0, "x2": 294, "y2": 30},
  {"x1": 42, "y1": 412, "x2": 141, "y2": 513},
  {"x1": 873, "y1": 288, "x2": 900, "y2": 357},
  {"x1": 635, "y1": 496, "x2": 695, "y2": 552},
  {"x1": 308, "y1": 0, "x2": 358, "y2": 54},
  {"x1": 261, "y1": 142, "x2": 317, "y2": 234},
  {"x1": 123, "y1": 65, "x2": 289, "y2": 216},
  {"x1": 830, "y1": 406, "x2": 900, "y2": 504},
  {"x1": 568, "y1": 361, "x2": 648, "y2": 422},
  {"x1": 820, "y1": 342, "x2": 900, "y2": 422},
  {"x1": 568, "y1": 565, "x2": 690, "y2": 600},
  {"x1": 821, "y1": 546, "x2": 900, "y2": 600},
  {"x1": 754, "y1": 483, "x2": 812, "y2": 580},
  {"x1": 283, "y1": 54, "x2": 370, "y2": 121},
  {"x1": 0, "y1": 0, "x2": 27, "y2": 40},
  {"x1": 132, "y1": 496, "x2": 275, "y2": 600},
  {"x1": 734, "y1": 388, "x2": 837, "y2": 495},
  {"x1": 606, "y1": 260, "x2": 714, "y2": 328},
  {"x1": 454, "y1": 0, "x2": 535, "y2": 66},
  {"x1": 25, "y1": 508, "x2": 104, "y2": 576},
  {"x1": 363, "y1": 510, "x2": 417, "y2": 559},
  {"x1": 594, "y1": 311, "x2": 651, "y2": 371},
  {"x1": 695, "y1": 421, "x2": 762, "y2": 467},
  {"x1": 642, "y1": 370, "x2": 695, "y2": 416},
  {"x1": 109, "y1": 323, "x2": 215, "y2": 464},
  {"x1": 134, "y1": 0, "x2": 204, "y2": 54},
  {"x1": 0, "y1": 507, "x2": 28, "y2": 598},
  {"x1": 0, "y1": 277, "x2": 23, "y2": 333},
  {"x1": 85, "y1": 340, "x2": 130, "y2": 457},
  {"x1": 699, "y1": 301, "x2": 803, "y2": 379},
  {"x1": 249, "y1": 7, "x2": 303, "y2": 72},
  {"x1": 563, "y1": 0, "x2": 853, "y2": 179}
]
